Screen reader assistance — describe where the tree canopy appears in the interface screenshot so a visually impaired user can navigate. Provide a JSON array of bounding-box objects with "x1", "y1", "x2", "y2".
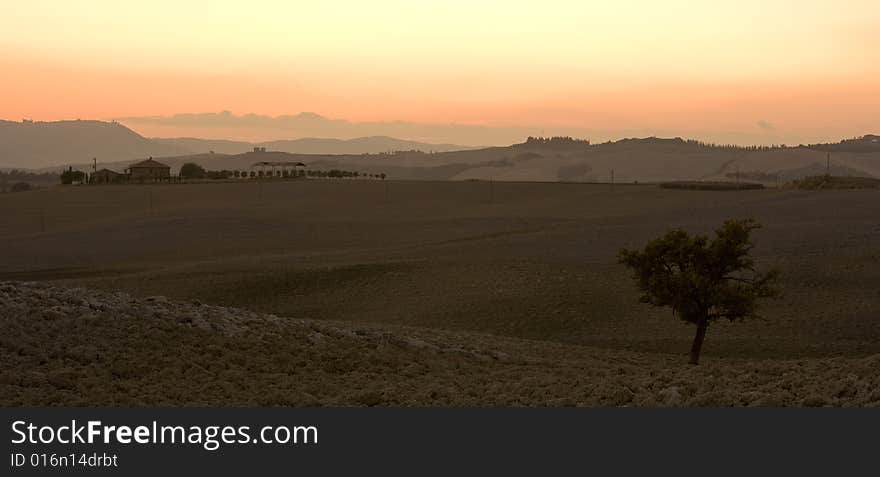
[
  {"x1": 179, "y1": 162, "x2": 207, "y2": 180},
  {"x1": 618, "y1": 219, "x2": 779, "y2": 364}
]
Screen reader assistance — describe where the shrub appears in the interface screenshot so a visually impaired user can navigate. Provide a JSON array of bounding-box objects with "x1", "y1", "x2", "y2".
[{"x1": 11, "y1": 182, "x2": 32, "y2": 193}]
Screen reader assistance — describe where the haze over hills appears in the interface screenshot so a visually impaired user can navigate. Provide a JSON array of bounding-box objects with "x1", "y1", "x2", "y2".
[
  {"x1": 0, "y1": 119, "x2": 474, "y2": 169},
  {"x1": 4, "y1": 119, "x2": 879, "y2": 184},
  {"x1": 152, "y1": 136, "x2": 474, "y2": 156},
  {"x1": 0, "y1": 120, "x2": 190, "y2": 169},
  {"x1": 41, "y1": 135, "x2": 880, "y2": 185},
  {"x1": 117, "y1": 111, "x2": 564, "y2": 146},
  {"x1": 115, "y1": 111, "x2": 867, "y2": 148},
  {"x1": 312, "y1": 136, "x2": 880, "y2": 183}
]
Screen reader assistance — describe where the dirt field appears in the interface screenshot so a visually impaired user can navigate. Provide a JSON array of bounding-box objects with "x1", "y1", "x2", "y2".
[
  {"x1": 3, "y1": 282, "x2": 878, "y2": 407},
  {"x1": 1, "y1": 180, "x2": 879, "y2": 378}
]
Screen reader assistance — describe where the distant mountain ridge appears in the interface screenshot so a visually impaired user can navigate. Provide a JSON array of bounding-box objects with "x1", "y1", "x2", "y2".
[
  {"x1": 0, "y1": 119, "x2": 475, "y2": 169},
  {"x1": 0, "y1": 120, "x2": 189, "y2": 168},
  {"x1": 4, "y1": 119, "x2": 878, "y2": 184},
  {"x1": 152, "y1": 135, "x2": 473, "y2": 155}
]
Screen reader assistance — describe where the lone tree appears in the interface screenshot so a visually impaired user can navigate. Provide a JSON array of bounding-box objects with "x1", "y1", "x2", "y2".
[{"x1": 618, "y1": 219, "x2": 779, "y2": 365}]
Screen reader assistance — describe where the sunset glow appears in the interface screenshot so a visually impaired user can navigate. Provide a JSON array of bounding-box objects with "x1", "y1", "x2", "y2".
[{"x1": 2, "y1": 0, "x2": 878, "y2": 144}]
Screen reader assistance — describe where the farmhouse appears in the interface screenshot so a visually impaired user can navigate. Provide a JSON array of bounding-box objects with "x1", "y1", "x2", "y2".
[
  {"x1": 250, "y1": 161, "x2": 306, "y2": 177},
  {"x1": 126, "y1": 157, "x2": 170, "y2": 182},
  {"x1": 91, "y1": 168, "x2": 123, "y2": 184}
]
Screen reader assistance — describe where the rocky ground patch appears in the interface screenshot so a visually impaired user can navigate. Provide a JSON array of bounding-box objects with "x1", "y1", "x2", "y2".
[{"x1": 1, "y1": 281, "x2": 879, "y2": 407}]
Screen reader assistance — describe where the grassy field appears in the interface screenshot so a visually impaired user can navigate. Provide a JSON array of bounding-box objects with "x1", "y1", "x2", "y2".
[{"x1": 1, "y1": 180, "x2": 879, "y2": 361}]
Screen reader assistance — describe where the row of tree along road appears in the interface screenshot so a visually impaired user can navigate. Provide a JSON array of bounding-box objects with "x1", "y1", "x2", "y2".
[
  {"x1": 178, "y1": 162, "x2": 386, "y2": 181},
  {"x1": 54, "y1": 161, "x2": 388, "y2": 185}
]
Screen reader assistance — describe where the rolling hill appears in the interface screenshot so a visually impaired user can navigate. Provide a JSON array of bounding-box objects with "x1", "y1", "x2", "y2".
[
  {"x1": 5, "y1": 120, "x2": 879, "y2": 183},
  {"x1": 0, "y1": 119, "x2": 474, "y2": 169},
  {"x1": 142, "y1": 136, "x2": 880, "y2": 183},
  {"x1": 0, "y1": 120, "x2": 189, "y2": 169}
]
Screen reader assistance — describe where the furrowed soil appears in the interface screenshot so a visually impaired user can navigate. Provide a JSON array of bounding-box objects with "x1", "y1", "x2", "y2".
[{"x1": 1, "y1": 180, "x2": 879, "y2": 406}]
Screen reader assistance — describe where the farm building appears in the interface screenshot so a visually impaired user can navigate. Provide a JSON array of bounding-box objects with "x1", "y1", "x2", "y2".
[
  {"x1": 126, "y1": 158, "x2": 170, "y2": 182},
  {"x1": 91, "y1": 168, "x2": 123, "y2": 184},
  {"x1": 250, "y1": 161, "x2": 306, "y2": 177}
]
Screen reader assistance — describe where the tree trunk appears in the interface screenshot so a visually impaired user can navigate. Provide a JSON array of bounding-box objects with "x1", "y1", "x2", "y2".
[{"x1": 689, "y1": 317, "x2": 709, "y2": 365}]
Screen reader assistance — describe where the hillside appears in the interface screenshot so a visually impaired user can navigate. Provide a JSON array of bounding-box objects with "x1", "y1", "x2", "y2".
[
  {"x1": 7, "y1": 122, "x2": 880, "y2": 183},
  {"x1": 211, "y1": 136, "x2": 880, "y2": 183},
  {"x1": 0, "y1": 120, "x2": 189, "y2": 169},
  {"x1": 3, "y1": 282, "x2": 878, "y2": 407},
  {"x1": 809, "y1": 135, "x2": 880, "y2": 153},
  {"x1": 0, "y1": 120, "x2": 474, "y2": 169}
]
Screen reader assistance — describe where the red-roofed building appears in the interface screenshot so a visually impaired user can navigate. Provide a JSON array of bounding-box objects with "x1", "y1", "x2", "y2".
[
  {"x1": 126, "y1": 157, "x2": 170, "y2": 182},
  {"x1": 91, "y1": 168, "x2": 123, "y2": 184}
]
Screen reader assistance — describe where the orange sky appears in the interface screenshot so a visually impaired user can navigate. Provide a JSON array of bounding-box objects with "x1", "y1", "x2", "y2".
[{"x1": 2, "y1": 1, "x2": 878, "y2": 144}]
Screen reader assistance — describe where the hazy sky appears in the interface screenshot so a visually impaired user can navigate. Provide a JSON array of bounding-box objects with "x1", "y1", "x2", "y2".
[{"x1": 2, "y1": 1, "x2": 878, "y2": 144}]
